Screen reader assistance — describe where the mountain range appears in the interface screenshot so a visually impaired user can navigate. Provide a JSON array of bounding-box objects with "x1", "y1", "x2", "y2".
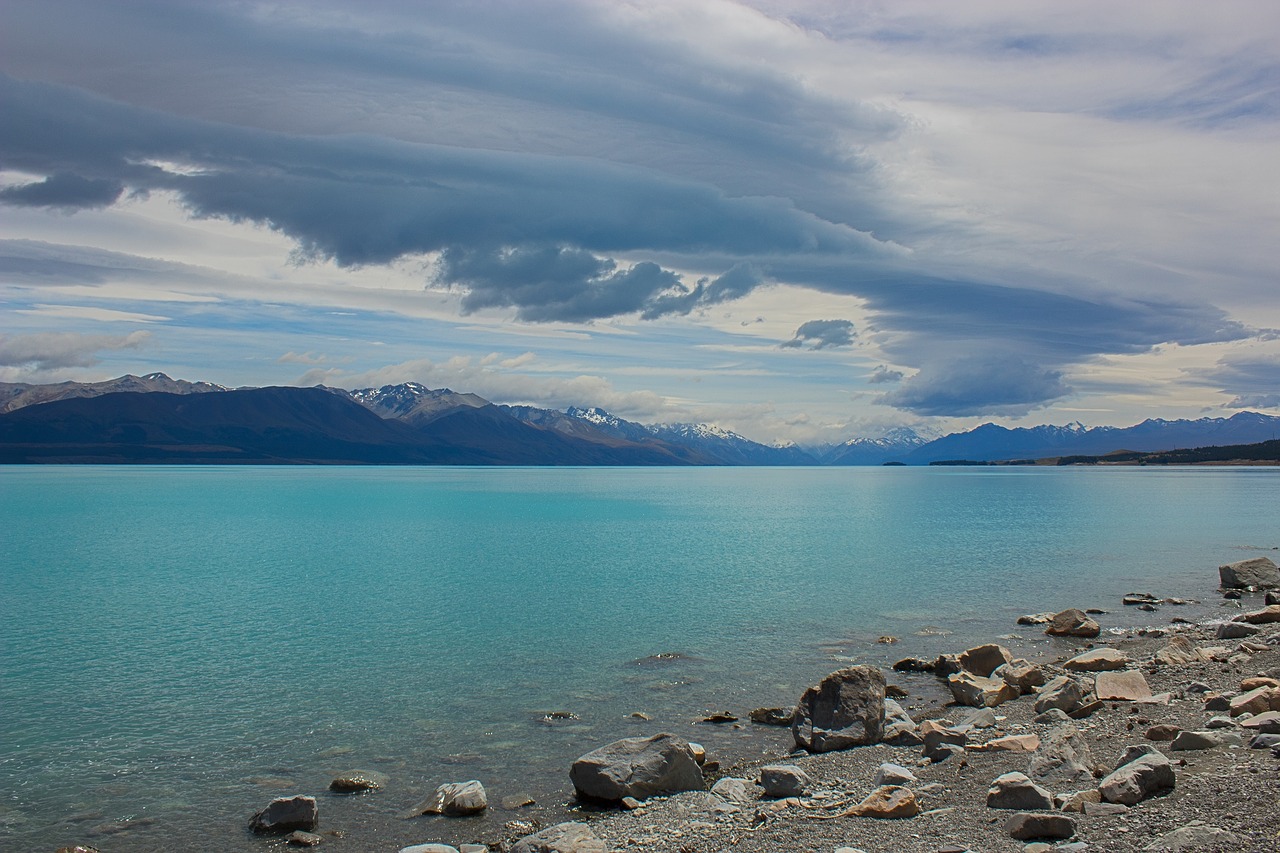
[{"x1": 0, "y1": 373, "x2": 1276, "y2": 465}]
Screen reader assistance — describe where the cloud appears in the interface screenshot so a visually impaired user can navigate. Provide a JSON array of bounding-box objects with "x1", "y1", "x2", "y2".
[
  {"x1": 0, "y1": 330, "x2": 149, "y2": 371},
  {"x1": 868, "y1": 365, "x2": 904, "y2": 384},
  {"x1": 876, "y1": 353, "x2": 1070, "y2": 417},
  {"x1": 1190, "y1": 353, "x2": 1280, "y2": 410},
  {"x1": 780, "y1": 318, "x2": 855, "y2": 349},
  {"x1": 0, "y1": 172, "x2": 124, "y2": 210}
]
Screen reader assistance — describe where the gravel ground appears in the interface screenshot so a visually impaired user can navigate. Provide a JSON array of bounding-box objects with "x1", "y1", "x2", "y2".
[{"x1": 510, "y1": 593, "x2": 1280, "y2": 853}]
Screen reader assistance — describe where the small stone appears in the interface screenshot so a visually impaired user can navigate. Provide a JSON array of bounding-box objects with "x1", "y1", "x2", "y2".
[
  {"x1": 873, "y1": 762, "x2": 917, "y2": 786},
  {"x1": 1005, "y1": 812, "x2": 1076, "y2": 840},
  {"x1": 1064, "y1": 648, "x2": 1129, "y2": 672},
  {"x1": 501, "y1": 794, "x2": 536, "y2": 809},
  {"x1": 620, "y1": 796, "x2": 642, "y2": 810},
  {"x1": 994, "y1": 659, "x2": 1048, "y2": 694},
  {"x1": 977, "y1": 734, "x2": 1040, "y2": 752},
  {"x1": 1045, "y1": 609, "x2": 1100, "y2": 638},
  {"x1": 1239, "y1": 710, "x2": 1280, "y2": 732},
  {"x1": 1058, "y1": 789, "x2": 1102, "y2": 812},
  {"x1": 1153, "y1": 635, "x2": 1207, "y2": 666},
  {"x1": 748, "y1": 707, "x2": 793, "y2": 726},
  {"x1": 959, "y1": 707, "x2": 998, "y2": 729},
  {"x1": 759, "y1": 765, "x2": 812, "y2": 798},
  {"x1": 959, "y1": 643, "x2": 1013, "y2": 677},
  {"x1": 892, "y1": 657, "x2": 935, "y2": 673},
  {"x1": 400, "y1": 845, "x2": 460, "y2": 853},
  {"x1": 1143, "y1": 824, "x2": 1240, "y2": 850},
  {"x1": 1034, "y1": 708, "x2": 1070, "y2": 723},
  {"x1": 1170, "y1": 730, "x2": 1223, "y2": 751},
  {"x1": 877, "y1": 635, "x2": 899, "y2": 644},
  {"x1": 405, "y1": 781, "x2": 488, "y2": 817},
  {"x1": 710, "y1": 777, "x2": 754, "y2": 803},
  {"x1": 1018, "y1": 613, "x2": 1054, "y2": 625},
  {"x1": 509, "y1": 822, "x2": 607, "y2": 853},
  {"x1": 1217, "y1": 621, "x2": 1261, "y2": 640},
  {"x1": 1241, "y1": 676, "x2": 1280, "y2": 690},
  {"x1": 986, "y1": 772, "x2": 1054, "y2": 810},
  {"x1": 329, "y1": 770, "x2": 387, "y2": 793},
  {"x1": 1144, "y1": 724, "x2": 1180, "y2": 741},
  {"x1": 459, "y1": 846, "x2": 487, "y2": 853},
  {"x1": 849, "y1": 785, "x2": 921, "y2": 818},
  {"x1": 700, "y1": 711, "x2": 738, "y2": 723},
  {"x1": 286, "y1": 831, "x2": 323, "y2": 847},
  {"x1": 1083, "y1": 801, "x2": 1128, "y2": 816}
]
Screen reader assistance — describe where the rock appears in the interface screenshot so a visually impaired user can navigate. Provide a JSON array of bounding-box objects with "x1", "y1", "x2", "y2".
[
  {"x1": 948, "y1": 671, "x2": 1020, "y2": 707},
  {"x1": 1218, "y1": 556, "x2": 1280, "y2": 589},
  {"x1": 1170, "y1": 730, "x2": 1223, "y2": 750},
  {"x1": 509, "y1": 822, "x2": 608, "y2": 853},
  {"x1": 1239, "y1": 710, "x2": 1280, "y2": 732},
  {"x1": 892, "y1": 657, "x2": 935, "y2": 673},
  {"x1": 1123, "y1": 593, "x2": 1159, "y2": 605},
  {"x1": 687, "y1": 742, "x2": 706, "y2": 765},
  {"x1": 1203, "y1": 692, "x2": 1231, "y2": 712},
  {"x1": 1027, "y1": 724, "x2": 1095, "y2": 787},
  {"x1": 986, "y1": 772, "x2": 1054, "y2": 810},
  {"x1": 56, "y1": 848, "x2": 101, "y2": 853},
  {"x1": 978, "y1": 734, "x2": 1040, "y2": 752},
  {"x1": 958, "y1": 707, "x2": 998, "y2": 729},
  {"x1": 699, "y1": 711, "x2": 737, "y2": 723},
  {"x1": 759, "y1": 765, "x2": 811, "y2": 798},
  {"x1": 501, "y1": 794, "x2": 536, "y2": 809},
  {"x1": 1234, "y1": 604, "x2": 1280, "y2": 624},
  {"x1": 1094, "y1": 670, "x2": 1152, "y2": 702},
  {"x1": 933, "y1": 653, "x2": 963, "y2": 678},
  {"x1": 1098, "y1": 749, "x2": 1175, "y2": 805},
  {"x1": 1033, "y1": 676, "x2": 1088, "y2": 715},
  {"x1": 249, "y1": 796, "x2": 318, "y2": 835},
  {"x1": 1241, "y1": 676, "x2": 1280, "y2": 690},
  {"x1": 1084, "y1": 801, "x2": 1129, "y2": 816},
  {"x1": 570, "y1": 734, "x2": 704, "y2": 802},
  {"x1": 1229, "y1": 686, "x2": 1280, "y2": 717},
  {"x1": 1058, "y1": 789, "x2": 1101, "y2": 812},
  {"x1": 1153, "y1": 635, "x2": 1207, "y2": 666},
  {"x1": 959, "y1": 643, "x2": 1013, "y2": 677},
  {"x1": 748, "y1": 707, "x2": 793, "y2": 726},
  {"x1": 328, "y1": 770, "x2": 387, "y2": 793},
  {"x1": 848, "y1": 785, "x2": 921, "y2": 818},
  {"x1": 921, "y1": 721, "x2": 968, "y2": 762},
  {"x1": 881, "y1": 699, "x2": 921, "y2": 745},
  {"x1": 1250, "y1": 732, "x2": 1280, "y2": 749},
  {"x1": 1045, "y1": 609, "x2": 1100, "y2": 638},
  {"x1": 1143, "y1": 824, "x2": 1240, "y2": 850},
  {"x1": 1064, "y1": 648, "x2": 1129, "y2": 671},
  {"x1": 884, "y1": 683, "x2": 908, "y2": 698},
  {"x1": 993, "y1": 659, "x2": 1048, "y2": 694},
  {"x1": 405, "y1": 780, "x2": 488, "y2": 817},
  {"x1": 1144, "y1": 724, "x2": 1180, "y2": 741},
  {"x1": 619, "y1": 797, "x2": 642, "y2": 810},
  {"x1": 1033, "y1": 708, "x2": 1070, "y2": 723},
  {"x1": 1205, "y1": 715, "x2": 1237, "y2": 729},
  {"x1": 1067, "y1": 699, "x2": 1105, "y2": 719},
  {"x1": 710, "y1": 777, "x2": 754, "y2": 803},
  {"x1": 400, "y1": 845, "x2": 460, "y2": 853},
  {"x1": 1018, "y1": 613, "x2": 1054, "y2": 625},
  {"x1": 1268, "y1": 590, "x2": 1280, "y2": 605},
  {"x1": 286, "y1": 831, "x2": 323, "y2": 847},
  {"x1": 1005, "y1": 812, "x2": 1076, "y2": 841},
  {"x1": 1217, "y1": 621, "x2": 1261, "y2": 639},
  {"x1": 459, "y1": 845, "x2": 488, "y2": 853},
  {"x1": 791, "y1": 666, "x2": 885, "y2": 752},
  {"x1": 873, "y1": 762, "x2": 917, "y2": 786}
]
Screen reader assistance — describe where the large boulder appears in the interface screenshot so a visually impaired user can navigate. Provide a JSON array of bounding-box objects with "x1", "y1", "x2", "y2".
[
  {"x1": 510, "y1": 822, "x2": 608, "y2": 853},
  {"x1": 249, "y1": 796, "x2": 318, "y2": 835},
  {"x1": 1229, "y1": 686, "x2": 1280, "y2": 717},
  {"x1": 759, "y1": 765, "x2": 811, "y2": 798},
  {"x1": 1233, "y1": 605, "x2": 1280, "y2": 624},
  {"x1": 791, "y1": 666, "x2": 885, "y2": 752},
  {"x1": 1045, "y1": 609, "x2": 1100, "y2": 638},
  {"x1": 569, "y1": 734, "x2": 704, "y2": 802},
  {"x1": 947, "y1": 672, "x2": 1020, "y2": 708},
  {"x1": 1219, "y1": 557, "x2": 1280, "y2": 589},
  {"x1": 986, "y1": 772, "x2": 1054, "y2": 810},
  {"x1": 1098, "y1": 747, "x2": 1175, "y2": 805},
  {"x1": 881, "y1": 699, "x2": 920, "y2": 745},
  {"x1": 993, "y1": 659, "x2": 1047, "y2": 694}
]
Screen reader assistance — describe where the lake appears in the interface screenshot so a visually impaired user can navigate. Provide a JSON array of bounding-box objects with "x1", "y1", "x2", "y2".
[{"x1": 1, "y1": 465, "x2": 1276, "y2": 850}]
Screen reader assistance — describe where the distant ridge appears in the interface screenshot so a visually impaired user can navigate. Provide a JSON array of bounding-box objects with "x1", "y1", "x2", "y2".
[{"x1": 0, "y1": 374, "x2": 1277, "y2": 465}]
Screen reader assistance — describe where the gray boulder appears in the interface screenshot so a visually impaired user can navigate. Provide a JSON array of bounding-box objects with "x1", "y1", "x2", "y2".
[
  {"x1": 759, "y1": 765, "x2": 811, "y2": 798},
  {"x1": 1169, "y1": 731, "x2": 1223, "y2": 751},
  {"x1": 1219, "y1": 557, "x2": 1280, "y2": 589},
  {"x1": 1143, "y1": 824, "x2": 1239, "y2": 851},
  {"x1": 570, "y1": 734, "x2": 704, "y2": 802},
  {"x1": 1033, "y1": 676, "x2": 1088, "y2": 715},
  {"x1": 509, "y1": 822, "x2": 608, "y2": 853},
  {"x1": 710, "y1": 777, "x2": 754, "y2": 803},
  {"x1": 986, "y1": 772, "x2": 1054, "y2": 810},
  {"x1": 994, "y1": 659, "x2": 1048, "y2": 694},
  {"x1": 791, "y1": 666, "x2": 885, "y2": 752},
  {"x1": 873, "y1": 762, "x2": 917, "y2": 787},
  {"x1": 1098, "y1": 748, "x2": 1175, "y2": 805},
  {"x1": 249, "y1": 796, "x2": 318, "y2": 835},
  {"x1": 881, "y1": 698, "x2": 920, "y2": 745},
  {"x1": 921, "y1": 723, "x2": 967, "y2": 762},
  {"x1": 1027, "y1": 724, "x2": 1096, "y2": 787},
  {"x1": 1216, "y1": 621, "x2": 1261, "y2": 640}
]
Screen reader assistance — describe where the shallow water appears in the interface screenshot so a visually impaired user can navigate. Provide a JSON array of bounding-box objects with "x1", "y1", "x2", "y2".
[{"x1": 1, "y1": 465, "x2": 1276, "y2": 850}]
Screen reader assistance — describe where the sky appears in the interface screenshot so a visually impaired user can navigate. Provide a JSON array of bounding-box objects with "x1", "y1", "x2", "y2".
[{"x1": 1, "y1": 0, "x2": 1277, "y2": 445}]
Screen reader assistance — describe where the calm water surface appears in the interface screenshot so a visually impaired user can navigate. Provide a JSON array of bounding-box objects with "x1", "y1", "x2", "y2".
[{"x1": 2, "y1": 465, "x2": 1276, "y2": 851}]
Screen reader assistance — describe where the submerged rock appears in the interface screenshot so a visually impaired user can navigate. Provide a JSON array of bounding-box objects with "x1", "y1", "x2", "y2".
[
  {"x1": 1045, "y1": 609, "x2": 1100, "y2": 638},
  {"x1": 329, "y1": 770, "x2": 387, "y2": 793},
  {"x1": 249, "y1": 796, "x2": 318, "y2": 835}
]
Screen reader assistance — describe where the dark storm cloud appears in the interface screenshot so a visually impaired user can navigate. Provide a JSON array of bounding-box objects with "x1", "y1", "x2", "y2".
[
  {"x1": 780, "y1": 319, "x2": 855, "y2": 350},
  {"x1": 868, "y1": 365, "x2": 904, "y2": 384},
  {"x1": 0, "y1": 172, "x2": 124, "y2": 209},
  {"x1": 876, "y1": 353, "x2": 1070, "y2": 417},
  {"x1": 0, "y1": 330, "x2": 149, "y2": 370},
  {"x1": 640, "y1": 264, "x2": 765, "y2": 319}
]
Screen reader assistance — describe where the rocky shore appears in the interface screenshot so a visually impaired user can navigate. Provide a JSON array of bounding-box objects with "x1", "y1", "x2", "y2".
[{"x1": 59, "y1": 558, "x2": 1280, "y2": 853}]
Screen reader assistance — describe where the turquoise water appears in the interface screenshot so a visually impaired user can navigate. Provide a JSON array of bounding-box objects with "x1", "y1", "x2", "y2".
[{"x1": 2, "y1": 465, "x2": 1277, "y2": 850}]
